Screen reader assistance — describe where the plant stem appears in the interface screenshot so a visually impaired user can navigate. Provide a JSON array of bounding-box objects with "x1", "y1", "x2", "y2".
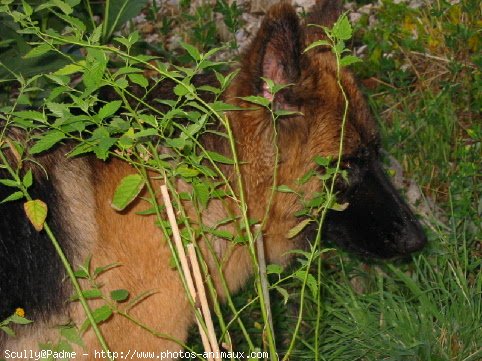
[{"x1": 44, "y1": 224, "x2": 113, "y2": 359}]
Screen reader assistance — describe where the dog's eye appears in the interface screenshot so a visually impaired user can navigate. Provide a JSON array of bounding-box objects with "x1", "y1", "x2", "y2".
[{"x1": 335, "y1": 160, "x2": 365, "y2": 195}]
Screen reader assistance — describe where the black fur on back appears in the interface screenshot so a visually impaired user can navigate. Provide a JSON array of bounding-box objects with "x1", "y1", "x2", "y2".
[{"x1": 0, "y1": 168, "x2": 72, "y2": 324}]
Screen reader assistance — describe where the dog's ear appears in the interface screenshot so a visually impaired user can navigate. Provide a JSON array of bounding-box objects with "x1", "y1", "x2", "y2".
[
  {"x1": 239, "y1": 2, "x2": 303, "y2": 105},
  {"x1": 306, "y1": 0, "x2": 343, "y2": 28},
  {"x1": 305, "y1": 0, "x2": 343, "y2": 46}
]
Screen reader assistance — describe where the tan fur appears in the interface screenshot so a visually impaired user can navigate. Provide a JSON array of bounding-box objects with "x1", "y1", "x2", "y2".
[{"x1": 73, "y1": 159, "x2": 192, "y2": 354}]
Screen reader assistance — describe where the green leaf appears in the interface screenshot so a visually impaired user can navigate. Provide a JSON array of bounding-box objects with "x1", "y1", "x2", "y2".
[
  {"x1": 71, "y1": 289, "x2": 102, "y2": 300},
  {"x1": 68, "y1": 142, "x2": 93, "y2": 158},
  {"x1": 13, "y1": 110, "x2": 46, "y2": 122},
  {"x1": 22, "y1": 169, "x2": 33, "y2": 188},
  {"x1": 264, "y1": 79, "x2": 291, "y2": 95},
  {"x1": 174, "y1": 82, "x2": 193, "y2": 97},
  {"x1": 93, "y1": 262, "x2": 121, "y2": 278},
  {"x1": 314, "y1": 155, "x2": 332, "y2": 167},
  {"x1": 98, "y1": 100, "x2": 122, "y2": 120},
  {"x1": 115, "y1": 77, "x2": 129, "y2": 89},
  {"x1": 294, "y1": 270, "x2": 318, "y2": 298},
  {"x1": 304, "y1": 39, "x2": 330, "y2": 53},
  {"x1": 333, "y1": 15, "x2": 352, "y2": 41},
  {"x1": 110, "y1": 289, "x2": 129, "y2": 302},
  {"x1": 54, "y1": 62, "x2": 85, "y2": 76},
  {"x1": 73, "y1": 269, "x2": 89, "y2": 279},
  {"x1": 266, "y1": 264, "x2": 283, "y2": 275},
  {"x1": 198, "y1": 85, "x2": 221, "y2": 94},
  {"x1": 128, "y1": 73, "x2": 148, "y2": 88},
  {"x1": 81, "y1": 305, "x2": 112, "y2": 332},
  {"x1": 275, "y1": 286, "x2": 289, "y2": 305},
  {"x1": 240, "y1": 95, "x2": 270, "y2": 107},
  {"x1": 193, "y1": 181, "x2": 210, "y2": 209},
  {"x1": 183, "y1": 119, "x2": 205, "y2": 137},
  {"x1": 203, "y1": 227, "x2": 233, "y2": 240},
  {"x1": 138, "y1": 115, "x2": 157, "y2": 127},
  {"x1": 83, "y1": 48, "x2": 107, "y2": 91},
  {"x1": 209, "y1": 101, "x2": 244, "y2": 112},
  {"x1": 23, "y1": 44, "x2": 51, "y2": 59},
  {"x1": 114, "y1": 37, "x2": 130, "y2": 48},
  {"x1": 165, "y1": 137, "x2": 186, "y2": 149},
  {"x1": 274, "y1": 109, "x2": 300, "y2": 117},
  {"x1": 128, "y1": 31, "x2": 139, "y2": 45},
  {"x1": 8, "y1": 314, "x2": 32, "y2": 325},
  {"x1": 330, "y1": 202, "x2": 349, "y2": 211},
  {"x1": 93, "y1": 137, "x2": 116, "y2": 161},
  {"x1": 56, "y1": 339, "x2": 73, "y2": 352},
  {"x1": 51, "y1": 0, "x2": 73, "y2": 14},
  {"x1": 205, "y1": 151, "x2": 234, "y2": 164},
  {"x1": 175, "y1": 166, "x2": 200, "y2": 178},
  {"x1": 111, "y1": 174, "x2": 145, "y2": 211},
  {"x1": 1, "y1": 325, "x2": 15, "y2": 336},
  {"x1": 24, "y1": 199, "x2": 48, "y2": 232},
  {"x1": 180, "y1": 42, "x2": 201, "y2": 61},
  {"x1": 125, "y1": 289, "x2": 158, "y2": 312},
  {"x1": 219, "y1": 69, "x2": 239, "y2": 90},
  {"x1": 92, "y1": 305, "x2": 113, "y2": 323},
  {"x1": 56, "y1": 13, "x2": 86, "y2": 32},
  {"x1": 340, "y1": 55, "x2": 362, "y2": 67},
  {"x1": 1, "y1": 191, "x2": 24, "y2": 204},
  {"x1": 262, "y1": 77, "x2": 275, "y2": 91},
  {"x1": 22, "y1": 0, "x2": 33, "y2": 16},
  {"x1": 333, "y1": 41, "x2": 346, "y2": 57},
  {"x1": 90, "y1": 25, "x2": 103, "y2": 44},
  {"x1": 46, "y1": 102, "x2": 71, "y2": 118},
  {"x1": 276, "y1": 185, "x2": 295, "y2": 193},
  {"x1": 60, "y1": 326, "x2": 85, "y2": 347},
  {"x1": 114, "y1": 66, "x2": 143, "y2": 77},
  {"x1": 30, "y1": 131, "x2": 66, "y2": 154},
  {"x1": 0, "y1": 179, "x2": 19, "y2": 187},
  {"x1": 134, "y1": 129, "x2": 158, "y2": 138},
  {"x1": 287, "y1": 219, "x2": 312, "y2": 239}
]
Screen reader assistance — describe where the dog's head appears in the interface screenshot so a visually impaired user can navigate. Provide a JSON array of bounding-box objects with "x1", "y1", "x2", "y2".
[{"x1": 229, "y1": 1, "x2": 426, "y2": 258}]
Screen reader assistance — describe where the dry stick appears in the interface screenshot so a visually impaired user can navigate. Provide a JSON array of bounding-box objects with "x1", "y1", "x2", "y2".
[
  {"x1": 254, "y1": 224, "x2": 275, "y2": 345},
  {"x1": 187, "y1": 244, "x2": 222, "y2": 360},
  {"x1": 198, "y1": 322, "x2": 214, "y2": 361},
  {"x1": 160, "y1": 184, "x2": 214, "y2": 360},
  {"x1": 160, "y1": 185, "x2": 197, "y2": 302}
]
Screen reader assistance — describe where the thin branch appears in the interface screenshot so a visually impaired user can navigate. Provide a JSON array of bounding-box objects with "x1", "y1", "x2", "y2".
[
  {"x1": 160, "y1": 184, "x2": 214, "y2": 360},
  {"x1": 188, "y1": 244, "x2": 221, "y2": 360}
]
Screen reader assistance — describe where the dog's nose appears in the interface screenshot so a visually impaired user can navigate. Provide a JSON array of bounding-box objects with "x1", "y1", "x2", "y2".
[{"x1": 398, "y1": 219, "x2": 427, "y2": 254}]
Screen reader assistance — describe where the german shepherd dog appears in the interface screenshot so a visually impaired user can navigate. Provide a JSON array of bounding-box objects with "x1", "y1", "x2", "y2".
[{"x1": 0, "y1": 0, "x2": 426, "y2": 357}]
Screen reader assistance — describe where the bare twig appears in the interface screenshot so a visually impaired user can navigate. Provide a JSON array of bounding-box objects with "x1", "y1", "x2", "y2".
[
  {"x1": 160, "y1": 184, "x2": 197, "y2": 298},
  {"x1": 396, "y1": 43, "x2": 423, "y2": 86},
  {"x1": 410, "y1": 50, "x2": 450, "y2": 63},
  {"x1": 188, "y1": 244, "x2": 221, "y2": 360},
  {"x1": 160, "y1": 184, "x2": 214, "y2": 360}
]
